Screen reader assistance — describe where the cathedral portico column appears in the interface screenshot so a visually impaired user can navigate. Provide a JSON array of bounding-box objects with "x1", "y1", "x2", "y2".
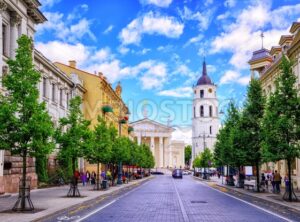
[
  {"x1": 137, "y1": 135, "x2": 141, "y2": 145},
  {"x1": 159, "y1": 137, "x2": 163, "y2": 168},
  {"x1": 10, "y1": 12, "x2": 22, "y2": 58},
  {"x1": 150, "y1": 136, "x2": 155, "y2": 155}
]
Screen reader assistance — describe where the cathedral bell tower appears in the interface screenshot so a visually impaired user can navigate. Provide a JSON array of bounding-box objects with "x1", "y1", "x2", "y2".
[{"x1": 192, "y1": 60, "x2": 220, "y2": 163}]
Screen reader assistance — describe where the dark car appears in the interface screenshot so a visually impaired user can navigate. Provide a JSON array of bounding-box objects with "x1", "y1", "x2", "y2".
[{"x1": 172, "y1": 169, "x2": 183, "y2": 179}]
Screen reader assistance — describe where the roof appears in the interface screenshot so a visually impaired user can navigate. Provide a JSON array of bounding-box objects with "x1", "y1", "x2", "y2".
[
  {"x1": 270, "y1": 46, "x2": 282, "y2": 55},
  {"x1": 196, "y1": 61, "x2": 213, "y2": 86},
  {"x1": 279, "y1": 35, "x2": 293, "y2": 46},
  {"x1": 130, "y1": 118, "x2": 175, "y2": 131},
  {"x1": 289, "y1": 22, "x2": 300, "y2": 34},
  {"x1": 248, "y1": 48, "x2": 272, "y2": 64}
]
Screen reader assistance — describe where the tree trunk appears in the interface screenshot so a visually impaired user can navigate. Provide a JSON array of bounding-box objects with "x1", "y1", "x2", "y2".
[
  {"x1": 112, "y1": 164, "x2": 115, "y2": 186},
  {"x1": 72, "y1": 157, "x2": 76, "y2": 197},
  {"x1": 96, "y1": 161, "x2": 100, "y2": 190},
  {"x1": 21, "y1": 149, "x2": 27, "y2": 210},
  {"x1": 256, "y1": 162, "x2": 260, "y2": 192},
  {"x1": 288, "y1": 159, "x2": 292, "y2": 201}
]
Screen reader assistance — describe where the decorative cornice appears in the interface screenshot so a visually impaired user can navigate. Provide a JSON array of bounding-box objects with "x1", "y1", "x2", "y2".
[
  {"x1": 0, "y1": 1, "x2": 7, "y2": 12},
  {"x1": 10, "y1": 12, "x2": 22, "y2": 26}
]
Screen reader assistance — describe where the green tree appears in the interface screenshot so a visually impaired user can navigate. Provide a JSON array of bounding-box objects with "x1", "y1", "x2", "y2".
[
  {"x1": 262, "y1": 56, "x2": 300, "y2": 201},
  {"x1": 193, "y1": 154, "x2": 201, "y2": 168},
  {"x1": 214, "y1": 102, "x2": 240, "y2": 169},
  {"x1": 0, "y1": 35, "x2": 54, "y2": 211},
  {"x1": 55, "y1": 96, "x2": 91, "y2": 196},
  {"x1": 86, "y1": 116, "x2": 112, "y2": 190},
  {"x1": 235, "y1": 78, "x2": 265, "y2": 191},
  {"x1": 199, "y1": 148, "x2": 213, "y2": 168},
  {"x1": 184, "y1": 145, "x2": 192, "y2": 166},
  {"x1": 111, "y1": 136, "x2": 130, "y2": 184}
]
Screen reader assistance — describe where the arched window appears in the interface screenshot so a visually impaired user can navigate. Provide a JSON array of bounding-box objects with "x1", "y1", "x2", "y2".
[
  {"x1": 210, "y1": 126, "x2": 212, "y2": 134},
  {"x1": 200, "y1": 106, "x2": 204, "y2": 117},
  {"x1": 200, "y1": 90, "x2": 204, "y2": 98},
  {"x1": 194, "y1": 106, "x2": 196, "y2": 118},
  {"x1": 209, "y1": 106, "x2": 213, "y2": 117}
]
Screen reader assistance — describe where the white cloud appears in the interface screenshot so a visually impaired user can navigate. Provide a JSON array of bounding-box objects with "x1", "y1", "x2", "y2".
[
  {"x1": 40, "y1": 0, "x2": 61, "y2": 8},
  {"x1": 36, "y1": 11, "x2": 95, "y2": 43},
  {"x1": 139, "y1": 0, "x2": 172, "y2": 7},
  {"x1": 35, "y1": 41, "x2": 89, "y2": 66},
  {"x1": 224, "y1": 0, "x2": 236, "y2": 8},
  {"x1": 210, "y1": 2, "x2": 300, "y2": 69},
  {"x1": 204, "y1": 0, "x2": 214, "y2": 6},
  {"x1": 118, "y1": 46, "x2": 130, "y2": 55},
  {"x1": 119, "y1": 11, "x2": 184, "y2": 45},
  {"x1": 207, "y1": 65, "x2": 216, "y2": 73},
  {"x1": 171, "y1": 126, "x2": 192, "y2": 145},
  {"x1": 179, "y1": 6, "x2": 214, "y2": 31},
  {"x1": 219, "y1": 70, "x2": 250, "y2": 86},
  {"x1": 158, "y1": 87, "x2": 192, "y2": 98},
  {"x1": 103, "y1": 25, "x2": 114, "y2": 34},
  {"x1": 216, "y1": 11, "x2": 230, "y2": 20},
  {"x1": 184, "y1": 34, "x2": 203, "y2": 47}
]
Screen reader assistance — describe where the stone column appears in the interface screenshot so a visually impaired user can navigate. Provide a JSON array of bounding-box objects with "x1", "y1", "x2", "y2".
[
  {"x1": 10, "y1": 12, "x2": 21, "y2": 58},
  {"x1": 150, "y1": 136, "x2": 155, "y2": 156},
  {"x1": 167, "y1": 138, "x2": 172, "y2": 168},
  {"x1": 0, "y1": 1, "x2": 7, "y2": 80},
  {"x1": 159, "y1": 137, "x2": 163, "y2": 168},
  {"x1": 137, "y1": 135, "x2": 141, "y2": 145},
  {"x1": 21, "y1": 17, "x2": 27, "y2": 35}
]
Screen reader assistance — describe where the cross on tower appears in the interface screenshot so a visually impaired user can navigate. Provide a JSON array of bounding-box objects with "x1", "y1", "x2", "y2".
[{"x1": 260, "y1": 31, "x2": 264, "y2": 49}]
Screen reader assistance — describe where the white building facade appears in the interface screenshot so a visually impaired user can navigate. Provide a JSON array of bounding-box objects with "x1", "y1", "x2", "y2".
[
  {"x1": 0, "y1": 0, "x2": 85, "y2": 194},
  {"x1": 131, "y1": 118, "x2": 186, "y2": 168},
  {"x1": 192, "y1": 61, "x2": 220, "y2": 163}
]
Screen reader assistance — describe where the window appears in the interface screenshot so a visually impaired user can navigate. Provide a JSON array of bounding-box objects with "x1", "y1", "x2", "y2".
[
  {"x1": 200, "y1": 106, "x2": 204, "y2": 117},
  {"x1": 52, "y1": 83, "x2": 56, "y2": 102},
  {"x1": 66, "y1": 93, "x2": 69, "y2": 109},
  {"x1": 194, "y1": 106, "x2": 196, "y2": 118},
  {"x1": 200, "y1": 90, "x2": 204, "y2": 98},
  {"x1": 210, "y1": 126, "x2": 212, "y2": 135},
  {"x1": 209, "y1": 106, "x2": 213, "y2": 117},
  {"x1": 216, "y1": 107, "x2": 218, "y2": 116},
  {"x1": 2, "y1": 24, "x2": 7, "y2": 56},
  {"x1": 60, "y1": 89, "x2": 63, "y2": 106},
  {"x1": 43, "y1": 77, "x2": 47, "y2": 98}
]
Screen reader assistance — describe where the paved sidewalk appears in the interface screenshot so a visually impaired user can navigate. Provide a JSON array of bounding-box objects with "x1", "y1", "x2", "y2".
[
  {"x1": 194, "y1": 176, "x2": 300, "y2": 211},
  {"x1": 0, "y1": 176, "x2": 152, "y2": 222}
]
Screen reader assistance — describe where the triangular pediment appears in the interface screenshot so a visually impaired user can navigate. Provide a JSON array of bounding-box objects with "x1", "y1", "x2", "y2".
[{"x1": 130, "y1": 118, "x2": 175, "y2": 132}]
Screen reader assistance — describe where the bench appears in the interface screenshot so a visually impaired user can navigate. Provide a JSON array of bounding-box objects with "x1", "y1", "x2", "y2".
[{"x1": 244, "y1": 180, "x2": 256, "y2": 190}]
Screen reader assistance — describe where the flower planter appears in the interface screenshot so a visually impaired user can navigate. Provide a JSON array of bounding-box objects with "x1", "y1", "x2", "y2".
[{"x1": 102, "y1": 105, "x2": 113, "y2": 113}]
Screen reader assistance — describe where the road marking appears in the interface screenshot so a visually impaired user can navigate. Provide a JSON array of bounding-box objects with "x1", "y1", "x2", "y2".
[
  {"x1": 172, "y1": 179, "x2": 190, "y2": 222},
  {"x1": 75, "y1": 200, "x2": 116, "y2": 222},
  {"x1": 195, "y1": 180, "x2": 293, "y2": 222},
  {"x1": 75, "y1": 179, "x2": 152, "y2": 222}
]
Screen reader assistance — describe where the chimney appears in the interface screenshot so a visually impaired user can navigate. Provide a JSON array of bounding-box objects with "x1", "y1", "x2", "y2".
[{"x1": 69, "y1": 60, "x2": 76, "y2": 68}]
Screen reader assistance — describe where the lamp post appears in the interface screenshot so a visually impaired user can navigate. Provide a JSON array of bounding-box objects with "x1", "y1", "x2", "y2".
[{"x1": 117, "y1": 103, "x2": 128, "y2": 185}]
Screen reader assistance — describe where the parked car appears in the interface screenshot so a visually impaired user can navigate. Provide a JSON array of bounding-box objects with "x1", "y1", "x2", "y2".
[
  {"x1": 182, "y1": 170, "x2": 191, "y2": 175},
  {"x1": 172, "y1": 169, "x2": 183, "y2": 179}
]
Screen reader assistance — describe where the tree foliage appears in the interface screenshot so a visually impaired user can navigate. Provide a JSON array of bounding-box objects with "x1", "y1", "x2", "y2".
[
  {"x1": 55, "y1": 96, "x2": 91, "y2": 179},
  {"x1": 0, "y1": 35, "x2": 54, "y2": 209},
  {"x1": 261, "y1": 56, "x2": 300, "y2": 200},
  {"x1": 184, "y1": 145, "x2": 192, "y2": 165},
  {"x1": 214, "y1": 101, "x2": 240, "y2": 167}
]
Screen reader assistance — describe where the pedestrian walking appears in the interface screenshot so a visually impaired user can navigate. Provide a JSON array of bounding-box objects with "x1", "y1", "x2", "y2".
[
  {"x1": 86, "y1": 171, "x2": 90, "y2": 185},
  {"x1": 274, "y1": 170, "x2": 281, "y2": 194},
  {"x1": 81, "y1": 171, "x2": 87, "y2": 186},
  {"x1": 271, "y1": 172, "x2": 275, "y2": 193},
  {"x1": 284, "y1": 174, "x2": 290, "y2": 192},
  {"x1": 91, "y1": 171, "x2": 96, "y2": 185},
  {"x1": 74, "y1": 169, "x2": 80, "y2": 185}
]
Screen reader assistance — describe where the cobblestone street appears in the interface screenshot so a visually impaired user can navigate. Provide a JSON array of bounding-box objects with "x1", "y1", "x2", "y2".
[{"x1": 74, "y1": 174, "x2": 291, "y2": 222}]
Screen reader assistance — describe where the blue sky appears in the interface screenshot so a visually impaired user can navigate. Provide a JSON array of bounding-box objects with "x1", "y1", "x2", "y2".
[{"x1": 36, "y1": 0, "x2": 300, "y2": 142}]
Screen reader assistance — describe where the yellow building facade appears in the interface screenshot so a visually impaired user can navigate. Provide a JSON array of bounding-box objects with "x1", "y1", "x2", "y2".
[
  {"x1": 54, "y1": 61, "x2": 130, "y2": 172},
  {"x1": 249, "y1": 21, "x2": 300, "y2": 188}
]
